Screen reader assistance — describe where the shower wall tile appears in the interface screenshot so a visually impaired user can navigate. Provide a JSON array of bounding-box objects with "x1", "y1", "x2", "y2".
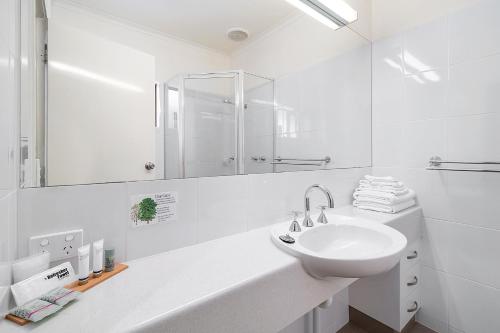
[
  {"x1": 372, "y1": 34, "x2": 403, "y2": 82},
  {"x1": 447, "y1": 275, "x2": 500, "y2": 333},
  {"x1": 416, "y1": 266, "x2": 449, "y2": 333},
  {"x1": 400, "y1": 119, "x2": 446, "y2": 168},
  {"x1": 372, "y1": 75, "x2": 404, "y2": 124},
  {"x1": 445, "y1": 113, "x2": 500, "y2": 161},
  {"x1": 449, "y1": 0, "x2": 500, "y2": 64},
  {"x1": 402, "y1": 16, "x2": 449, "y2": 73},
  {"x1": 448, "y1": 54, "x2": 500, "y2": 117},
  {"x1": 372, "y1": 122, "x2": 403, "y2": 167},
  {"x1": 404, "y1": 70, "x2": 447, "y2": 121}
]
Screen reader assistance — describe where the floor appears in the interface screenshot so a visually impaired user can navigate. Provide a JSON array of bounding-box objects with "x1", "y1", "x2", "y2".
[
  {"x1": 338, "y1": 322, "x2": 437, "y2": 333},
  {"x1": 341, "y1": 307, "x2": 438, "y2": 333}
]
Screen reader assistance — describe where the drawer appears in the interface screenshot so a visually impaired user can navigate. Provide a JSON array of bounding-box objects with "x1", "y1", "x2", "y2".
[
  {"x1": 400, "y1": 289, "x2": 421, "y2": 330},
  {"x1": 400, "y1": 241, "x2": 420, "y2": 273},
  {"x1": 400, "y1": 264, "x2": 420, "y2": 300}
]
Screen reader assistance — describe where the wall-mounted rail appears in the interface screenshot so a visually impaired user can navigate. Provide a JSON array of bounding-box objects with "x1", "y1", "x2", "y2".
[
  {"x1": 271, "y1": 162, "x2": 323, "y2": 167},
  {"x1": 274, "y1": 156, "x2": 331, "y2": 164},
  {"x1": 427, "y1": 156, "x2": 500, "y2": 173}
]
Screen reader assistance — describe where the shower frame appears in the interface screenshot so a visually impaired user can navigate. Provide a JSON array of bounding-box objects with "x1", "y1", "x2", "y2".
[{"x1": 166, "y1": 70, "x2": 276, "y2": 179}]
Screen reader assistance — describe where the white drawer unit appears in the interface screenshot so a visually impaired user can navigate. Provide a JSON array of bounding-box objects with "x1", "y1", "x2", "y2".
[
  {"x1": 400, "y1": 262, "x2": 420, "y2": 300},
  {"x1": 349, "y1": 209, "x2": 422, "y2": 332}
]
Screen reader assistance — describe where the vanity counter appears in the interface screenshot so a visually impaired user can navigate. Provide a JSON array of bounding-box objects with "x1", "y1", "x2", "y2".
[{"x1": 0, "y1": 206, "x2": 421, "y2": 333}]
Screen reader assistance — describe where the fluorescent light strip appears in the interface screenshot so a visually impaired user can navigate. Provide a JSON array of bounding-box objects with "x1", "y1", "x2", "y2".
[
  {"x1": 49, "y1": 61, "x2": 144, "y2": 93},
  {"x1": 285, "y1": 0, "x2": 357, "y2": 30},
  {"x1": 318, "y1": 0, "x2": 358, "y2": 23},
  {"x1": 285, "y1": 0, "x2": 340, "y2": 29}
]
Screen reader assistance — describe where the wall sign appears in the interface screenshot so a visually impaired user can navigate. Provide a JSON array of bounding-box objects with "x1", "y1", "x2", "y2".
[{"x1": 129, "y1": 192, "x2": 177, "y2": 227}]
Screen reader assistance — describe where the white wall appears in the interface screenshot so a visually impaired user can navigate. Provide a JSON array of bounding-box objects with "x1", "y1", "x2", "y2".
[
  {"x1": 52, "y1": 3, "x2": 231, "y2": 83},
  {"x1": 47, "y1": 20, "x2": 157, "y2": 185},
  {"x1": 0, "y1": 0, "x2": 19, "y2": 315},
  {"x1": 371, "y1": 1, "x2": 500, "y2": 332}
]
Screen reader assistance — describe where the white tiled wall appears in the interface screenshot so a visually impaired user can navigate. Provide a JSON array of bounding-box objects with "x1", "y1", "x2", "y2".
[
  {"x1": 0, "y1": 0, "x2": 19, "y2": 315},
  {"x1": 372, "y1": 1, "x2": 500, "y2": 332}
]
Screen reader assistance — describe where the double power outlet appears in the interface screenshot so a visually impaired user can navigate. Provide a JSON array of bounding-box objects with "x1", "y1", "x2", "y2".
[{"x1": 29, "y1": 230, "x2": 83, "y2": 262}]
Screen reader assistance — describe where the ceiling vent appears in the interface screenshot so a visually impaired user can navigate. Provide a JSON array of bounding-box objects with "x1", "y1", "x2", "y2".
[{"x1": 227, "y1": 28, "x2": 249, "y2": 42}]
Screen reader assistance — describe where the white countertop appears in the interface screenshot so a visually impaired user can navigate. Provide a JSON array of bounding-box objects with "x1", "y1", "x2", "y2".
[{"x1": 0, "y1": 206, "x2": 421, "y2": 333}]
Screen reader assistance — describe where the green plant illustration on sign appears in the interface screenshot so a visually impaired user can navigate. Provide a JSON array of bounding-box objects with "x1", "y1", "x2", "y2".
[{"x1": 137, "y1": 197, "x2": 158, "y2": 223}]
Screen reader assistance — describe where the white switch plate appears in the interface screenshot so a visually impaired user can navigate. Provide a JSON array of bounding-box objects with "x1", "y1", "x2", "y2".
[{"x1": 29, "y1": 229, "x2": 83, "y2": 261}]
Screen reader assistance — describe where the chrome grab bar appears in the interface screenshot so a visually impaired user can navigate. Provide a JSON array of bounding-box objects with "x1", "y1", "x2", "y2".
[
  {"x1": 427, "y1": 156, "x2": 500, "y2": 173},
  {"x1": 274, "y1": 156, "x2": 331, "y2": 163},
  {"x1": 271, "y1": 162, "x2": 323, "y2": 167}
]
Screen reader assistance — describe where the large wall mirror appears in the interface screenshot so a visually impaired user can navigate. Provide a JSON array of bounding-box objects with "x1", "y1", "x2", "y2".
[{"x1": 20, "y1": 0, "x2": 371, "y2": 187}]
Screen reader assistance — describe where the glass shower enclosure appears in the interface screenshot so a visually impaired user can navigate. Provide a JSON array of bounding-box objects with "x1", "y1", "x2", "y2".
[{"x1": 165, "y1": 70, "x2": 275, "y2": 179}]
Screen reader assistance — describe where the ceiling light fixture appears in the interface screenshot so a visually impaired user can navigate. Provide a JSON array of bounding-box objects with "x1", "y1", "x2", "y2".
[{"x1": 285, "y1": 0, "x2": 358, "y2": 30}]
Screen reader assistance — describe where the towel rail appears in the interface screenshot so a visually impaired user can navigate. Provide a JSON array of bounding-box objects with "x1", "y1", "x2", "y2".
[
  {"x1": 274, "y1": 156, "x2": 331, "y2": 164},
  {"x1": 427, "y1": 156, "x2": 500, "y2": 173},
  {"x1": 271, "y1": 162, "x2": 323, "y2": 167}
]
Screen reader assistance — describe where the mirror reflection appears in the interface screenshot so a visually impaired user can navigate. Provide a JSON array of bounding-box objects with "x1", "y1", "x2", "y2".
[{"x1": 20, "y1": 0, "x2": 371, "y2": 187}]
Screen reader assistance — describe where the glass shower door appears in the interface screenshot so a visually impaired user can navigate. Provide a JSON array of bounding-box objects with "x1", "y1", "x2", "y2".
[{"x1": 182, "y1": 73, "x2": 240, "y2": 178}]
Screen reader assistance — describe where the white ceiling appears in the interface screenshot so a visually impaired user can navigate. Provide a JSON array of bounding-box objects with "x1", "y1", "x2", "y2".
[{"x1": 58, "y1": 0, "x2": 299, "y2": 53}]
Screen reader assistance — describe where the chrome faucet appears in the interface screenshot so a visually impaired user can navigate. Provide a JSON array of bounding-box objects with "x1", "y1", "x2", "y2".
[{"x1": 303, "y1": 184, "x2": 334, "y2": 227}]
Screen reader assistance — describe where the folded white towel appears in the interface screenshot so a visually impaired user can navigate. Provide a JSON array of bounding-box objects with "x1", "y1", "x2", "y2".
[
  {"x1": 353, "y1": 189, "x2": 416, "y2": 205},
  {"x1": 362, "y1": 175, "x2": 405, "y2": 187},
  {"x1": 358, "y1": 183, "x2": 409, "y2": 195},
  {"x1": 353, "y1": 199, "x2": 416, "y2": 214},
  {"x1": 359, "y1": 179, "x2": 405, "y2": 189},
  {"x1": 364, "y1": 175, "x2": 398, "y2": 183}
]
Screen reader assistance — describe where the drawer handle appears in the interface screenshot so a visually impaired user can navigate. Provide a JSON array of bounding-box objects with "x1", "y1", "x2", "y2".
[
  {"x1": 407, "y1": 301, "x2": 419, "y2": 313},
  {"x1": 406, "y1": 250, "x2": 418, "y2": 260},
  {"x1": 407, "y1": 276, "x2": 418, "y2": 286}
]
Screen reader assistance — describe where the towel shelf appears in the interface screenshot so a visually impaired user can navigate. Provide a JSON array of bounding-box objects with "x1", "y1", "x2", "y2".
[{"x1": 427, "y1": 156, "x2": 500, "y2": 173}]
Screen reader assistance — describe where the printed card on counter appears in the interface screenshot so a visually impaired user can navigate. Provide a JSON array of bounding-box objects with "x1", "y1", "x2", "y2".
[{"x1": 129, "y1": 192, "x2": 178, "y2": 227}]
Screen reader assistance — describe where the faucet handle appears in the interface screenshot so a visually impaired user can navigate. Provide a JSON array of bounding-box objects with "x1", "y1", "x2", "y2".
[
  {"x1": 289, "y1": 211, "x2": 303, "y2": 221},
  {"x1": 289, "y1": 211, "x2": 302, "y2": 232},
  {"x1": 317, "y1": 205, "x2": 328, "y2": 224}
]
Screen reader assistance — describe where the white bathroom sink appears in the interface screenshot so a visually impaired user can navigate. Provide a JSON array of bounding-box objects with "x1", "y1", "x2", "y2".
[{"x1": 270, "y1": 213, "x2": 407, "y2": 278}]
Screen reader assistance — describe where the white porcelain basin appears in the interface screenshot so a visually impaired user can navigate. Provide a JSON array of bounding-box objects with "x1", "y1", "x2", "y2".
[{"x1": 270, "y1": 213, "x2": 407, "y2": 278}]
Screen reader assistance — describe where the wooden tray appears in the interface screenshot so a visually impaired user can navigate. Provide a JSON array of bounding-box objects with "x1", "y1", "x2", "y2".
[{"x1": 5, "y1": 263, "x2": 128, "y2": 326}]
